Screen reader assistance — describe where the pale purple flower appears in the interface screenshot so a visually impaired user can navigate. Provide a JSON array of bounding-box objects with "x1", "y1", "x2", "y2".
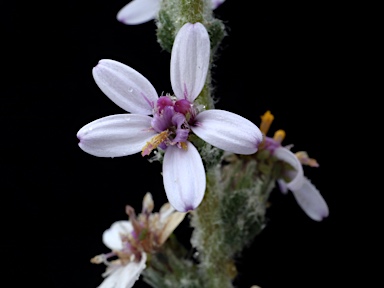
[
  {"x1": 259, "y1": 111, "x2": 328, "y2": 221},
  {"x1": 117, "y1": 0, "x2": 225, "y2": 25},
  {"x1": 77, "y1": 23, "x2": 263, "y2": 212}
]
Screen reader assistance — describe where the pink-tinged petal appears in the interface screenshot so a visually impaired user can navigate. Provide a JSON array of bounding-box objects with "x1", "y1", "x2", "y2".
[
  {"x1": 162, "y1": 141, "x2": 206, "y2": 212},
  {"x1": 211, "y1": 0, "x2": 225, "y2": 9},
  {"x1": 273, "y1": 147, "x2": 304, "y2": 191},
  {"x1": 291, "y1": 177, "x2": 329, "y2": 221},
  {"x1": 77, "y1": 114, "x2": 157, "y2": 157},
  {"x1": 93, "y1": 59, "x2": 158, "y2": 115},
  {"x1": 171, "y1": 22, "x2": 210, "y2": 102},
  {"x1": 98, "y1": 253, "x2": 146, "y2": 288},
  {"x1": 117, "y1": 0, "x2": 160, "y2": 25},
  {"x1": 102, "y1": 221, "x2": 133, "y2": 250},
  {"x1": 191, "y1": 109, "x2": 263, "y2": 155}
]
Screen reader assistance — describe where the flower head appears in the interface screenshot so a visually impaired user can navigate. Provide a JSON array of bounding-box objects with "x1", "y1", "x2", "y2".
[
  {"x1": 77, "y1": 22, "x2": 263, "y2": 212},
  {"x1": 117, "y1": 0, "x2": 225, "y2": 25},
  {"x1": 259, "y1": 111, "x2": 328, "y2": 221},
  {"x1": 91, "y1": 192, "x2": 186, "y2": 288}
]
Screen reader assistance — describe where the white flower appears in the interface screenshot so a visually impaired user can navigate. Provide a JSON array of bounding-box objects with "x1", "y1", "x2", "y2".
[
  {"x1": 95, "y1": 221, "x2": 147, "y2": 288},
  {"x1": 92, "y1": 193, "x2": 186, "y2": 288},
  {"x1": 259, "y1": 111, "x2": 328, "y2": 221},
  {"x1": 117, "y1": 0, "x2": 225, "y2": 25},
  {"x1": 77, "y1": 23, "x2": 263, "y2": 212}
]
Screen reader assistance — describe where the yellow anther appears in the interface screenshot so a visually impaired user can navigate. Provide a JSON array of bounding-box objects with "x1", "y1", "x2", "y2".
[
  {"x1": 142, "y1": 130, "x2": 169, "y2": 156},
  {"x1": 295, "y1": 151, "x2": 319, "y2": 167},
  {"x1": 273, "y1": 129, "x2": 286, "y2": 144},
  {"x1": 180, "y1": 142, "x2": 188, "y2": 150},
  {"x1": 260, "y1": 110, "x2": 274, "y2": 135}
]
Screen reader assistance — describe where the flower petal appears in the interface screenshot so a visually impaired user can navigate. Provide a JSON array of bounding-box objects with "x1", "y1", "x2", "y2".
[
  {"x1": 170, "y1": 22, "x2": 210, "y2": 102},
  {"x1": 102, "y1": 221, "x2": 133, "y2": 250},
  {"x1": 98, "y1": 253, "x2": 146, "y2": 288},
  {"x1": 162, "y1": 141, "x2": 206, "y2": 212},
  {"x1": 77, "y1": 114, "x2": 157, "y2": 157},
  {"x1": 98, "y1": 266, "x2": 124, "y2": 288},
  {"x1": 277, "y1": 179, "x2": 289, "y2": 194},
  {"x1": 191, "y1": 109, "x2": 263, "y2": 155},
  {"x1": 291, "y1": 177, "x2": 329, "y2": 221},
  {"x1": 117, "y1": 0, "x2": 160, "y2": 25},
  {"x1": 159, "y1": 202, "x2": 174, "y2": 221},
  {"x1": 117, "y1": 253, "x2": 147, "y2": 288},
  {"x1": 159, "y1": 211, "x2": 186, "y2": 245},
  {"x1": 211, "y1": 0, "x2": 225, "y2": 9},
  {"x1": 273, "y1": 147, "x2": 304, "y2": 191},
  {"x1": 274, "y1": 147, "x2": 328, "y2": 221},
  {"x1": 93, "y1": 59, "x2": 158, "y2": 115}
]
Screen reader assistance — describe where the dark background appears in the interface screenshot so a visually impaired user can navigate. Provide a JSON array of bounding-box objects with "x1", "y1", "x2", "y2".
[{"x1": 3, "y1": 1, "x2": 336, "y2": 287}]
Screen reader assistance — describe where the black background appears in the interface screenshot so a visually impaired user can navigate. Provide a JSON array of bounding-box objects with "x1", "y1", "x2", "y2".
[{"x1": 3, "y1": 1, "x2": 336, "y2": 287}]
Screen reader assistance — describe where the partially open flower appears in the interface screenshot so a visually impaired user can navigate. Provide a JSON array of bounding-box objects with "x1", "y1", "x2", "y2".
[
  {"x1": 91, "y1": 192, "x2": 186, "y2": 288},
  {"x1": 259, "y1": 111, "x2": 328, "y2": 221}
]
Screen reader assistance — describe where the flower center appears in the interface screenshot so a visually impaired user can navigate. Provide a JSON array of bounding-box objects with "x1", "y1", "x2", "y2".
[{"x1": 141, "y1": 95, "x2": 195, "y2": 156}]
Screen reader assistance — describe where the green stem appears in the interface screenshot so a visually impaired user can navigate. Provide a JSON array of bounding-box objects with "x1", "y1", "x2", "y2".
[
  {"x1": 190, "y1": 166, "x2": 235, "y2": 288},
  {"x1": 180, "y1": 0, "x2": 205, "y2": 23}
]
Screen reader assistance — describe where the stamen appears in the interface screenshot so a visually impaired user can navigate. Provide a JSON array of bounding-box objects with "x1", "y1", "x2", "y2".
[
  {"x1": 142, "y1": 192, "x2": 154, "y2": 214},
  {"x1": 90, "y1": 254, "x2": 105, "y2": 264},
  {"x1": 126, "y1": 205, "x2": 137, "y2": 221},
  {"x1": 295, "y1": 151, "x2": 319, "y2": 167},
  {"x1": 260, "y1": 110, "x2": 274, "y2": 135},
  {"x1": 180, "y1": 142, "x2": 188, "y2": 150},
  {"x1": 90, "y1": 252, "x2": 116, "y2": 265},
  {"x1": 273, "y1": 129, "x2": 286, "y2": 144},
  {"x1": 141, "y1": 130, "x2": 169, "y2": 156}
]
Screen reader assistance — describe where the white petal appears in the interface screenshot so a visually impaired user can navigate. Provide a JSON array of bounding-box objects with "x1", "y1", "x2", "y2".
[
  {"x1": 102, "y1": 221, "x2": 133, "y2": 250},
  {"x1": 98, "y1": 253, "x2": 146, "y2": 288},
  {"x1": 159, "y1": 212, "x2": 186, "y2": 245},
  {"x1": 117, "y1": 0, "x2": 160, "y2": 25},
  {"x1": 98, "y1": 266, "x2": 124, "y2": 288},
  {"x1": 117, "y1": 253, "x2": 147, "y2": 288},
  {"x1": 191, "y1": 109, "x2": 263, "y2": 155},
  {"x1": 77, "y1": 114, "x2": 157, "y2": 157},
  {"x1": 277, "y1": 179, "x2": 289, "y2": 194},
  {"x1": 291, "y1": 177, "x2": 329, "y2": 221},
  {"x1": 171, "y1": 22, "x2": 210, "y2": 102},
  {"x1": 93, "y1": 59, "x2": 158, "y2": 115},
  {"x1": 273, "y1": 147, "x2": 304, "y2": 191},
  {"x1": 211, "y1": 0, "x2": 225, "y2": 9},
  {"x1": 162, "y1": 141, "x2": 206, "y2": 212},
  {"x1": 159, "y1": 203, "x2": 175, "y2": 221}
]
